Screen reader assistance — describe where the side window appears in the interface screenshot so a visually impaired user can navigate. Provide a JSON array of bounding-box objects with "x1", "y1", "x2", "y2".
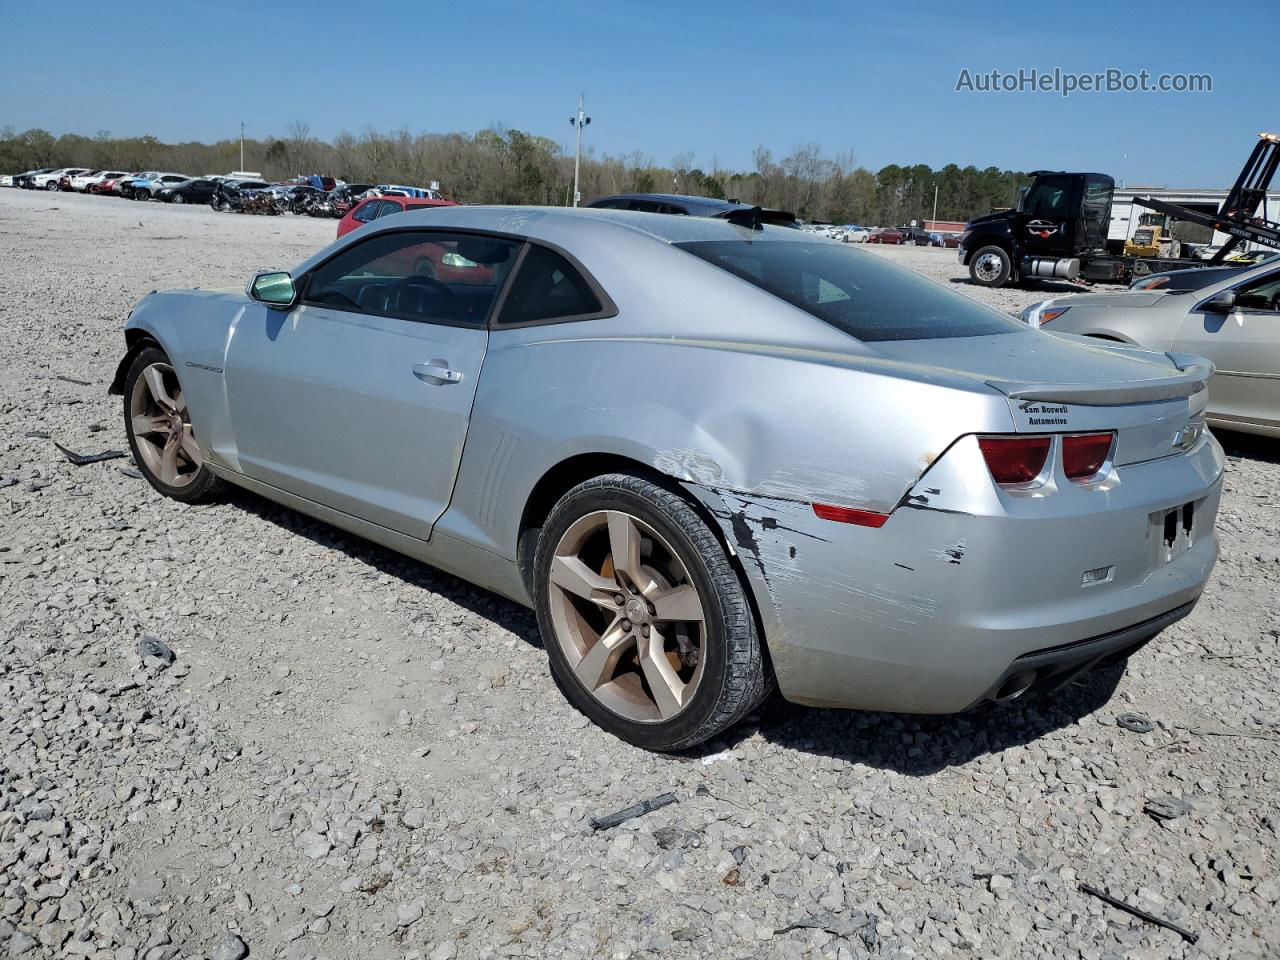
[
  {"x1": 352, "y1": 201, "x2": 381, "y2": 223},
  {"x1": 1022, "y1": 177, "x2": 1074, "y2": 218},
  {"x1": 376, "y1": 201, "x2": 406, "y2": 219},
  {"x1": 1235, "y1": 270, "x2": 1280, "y2": 311},
  {"x1": 660, "y1": 204, "x2": 689, "y2": 215},
  {"x1": 303, "y1": 231, "x2": 520, "y2": 326},
  {"x1": 497, "y1": 245, "x2": 606, "y2": 325},
  {"x1": 627, "y1": 200, "x2": 664, "y2": 213}
]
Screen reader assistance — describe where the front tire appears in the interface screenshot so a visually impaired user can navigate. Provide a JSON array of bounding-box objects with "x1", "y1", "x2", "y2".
[
  {"x1": 172, "y1": 194, "x2": 185, "y2": 204},
  {"x1": 123, "y1": 346, "x2": 223, "y2": 503},
  {"x1": 969, "y1": 244, "x2": 1012, "y2": 287},
  {"x1": 534, "y1": 474, "x2": 770, "y2": 751}
]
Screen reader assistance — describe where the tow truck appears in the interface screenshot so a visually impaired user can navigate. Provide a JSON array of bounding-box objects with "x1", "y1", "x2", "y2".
[{"x1": 959, "y1": 131, "x2": 1280, "y2": 287}]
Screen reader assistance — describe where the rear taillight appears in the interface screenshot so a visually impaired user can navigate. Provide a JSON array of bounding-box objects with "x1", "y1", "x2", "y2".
[
  {"x1": 978, "y1": 436, "x2": 1051, "y2": 485},
  {"x1": 1062, "y1": 432, "x2": 1113, "y2": 481}
]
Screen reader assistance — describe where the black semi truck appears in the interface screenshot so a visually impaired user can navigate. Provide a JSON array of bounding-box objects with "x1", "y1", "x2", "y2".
[{"x1": 958, "y1": 132, "x2": 1280, "y2": 288}]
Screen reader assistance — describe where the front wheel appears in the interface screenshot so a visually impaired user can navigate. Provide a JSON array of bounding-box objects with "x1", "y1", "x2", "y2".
[
  {"x1": 123, "y1": 346, "x2": 223, "y2": 503},
  {"x1": 45, "y1": 181, "x2": 58, "y2": 191},
  {"x1": 969, "y1": 244, "x2": 1012, "y2": 287},
  {"x1": 172, "y1": 194, "x2": 185, "y2": 204},
  {"x1": 534, "y1": 474, "x2": 771, "y2": 751}
]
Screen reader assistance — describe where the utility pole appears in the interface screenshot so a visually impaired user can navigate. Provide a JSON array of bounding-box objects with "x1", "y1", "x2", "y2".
[
  {"x1": 240, "y1": 122, "x2": 245, "y2": 172},
  {"x1": 569, "y1": 94, "x2": 591, "y2": 207},
  {"x1": 931, "y1": 182, "x2": 939, "y2": 227}
]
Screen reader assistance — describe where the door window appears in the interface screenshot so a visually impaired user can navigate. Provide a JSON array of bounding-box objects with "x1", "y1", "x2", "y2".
[
  {"x1": 1233, "y1": 270, "x2": 1280, "y2": 311},
  {"x1": 496, "y1": 245, "x2": 609, "y2": 325},
  {"x1": 352, "y1": 201, "x2": 381, "y2": 223},
  {"x1": 1021, "y1": 176, "x2": 1074, "y2": 218},
  {"x1": 303, "y1": 230, "x2": 520, "y2": 327}
]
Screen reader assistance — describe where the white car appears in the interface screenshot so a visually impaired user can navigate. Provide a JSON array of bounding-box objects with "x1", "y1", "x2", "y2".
[
  {"x1": 842, "y1": 225, "x2": 870, "y2": 243},
  {"x1": 0, "y1": 175, "x2": 13, "y2": 188},
  {"x1": 31, "y1": 168, "x2": 89, "y2": 190}
]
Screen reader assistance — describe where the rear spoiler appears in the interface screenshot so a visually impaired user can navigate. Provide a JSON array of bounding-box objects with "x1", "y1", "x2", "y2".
[{"x1": 985, "y1": 353, "x2": 1213, "y2": 406}]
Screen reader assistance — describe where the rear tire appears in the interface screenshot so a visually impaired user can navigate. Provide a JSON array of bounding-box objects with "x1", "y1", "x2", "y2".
[
  {"x1": 969, "y1": 244, "x2": 1012, "y2": 287},
  {"x1": 534, "y1": 474, "x2": 771, "y2": 751}
]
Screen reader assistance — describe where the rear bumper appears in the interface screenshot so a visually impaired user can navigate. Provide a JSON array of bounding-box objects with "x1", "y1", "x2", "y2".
[
  {"x1": 689, "y1": 433, "x2": 1222, "y2": 713},
  {"x1": 975, "y1": 599, "x2": 1194, "y2": 706}
]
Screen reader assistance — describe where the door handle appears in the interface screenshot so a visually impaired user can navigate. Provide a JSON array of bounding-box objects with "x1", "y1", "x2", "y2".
[{"x1": 412, "y1": 362, "x2": 464, "y2": 385}]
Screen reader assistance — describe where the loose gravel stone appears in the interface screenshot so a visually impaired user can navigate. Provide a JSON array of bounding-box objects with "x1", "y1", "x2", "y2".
[{"x1": 210, "y1": 934, "x2": 248, "y2": 960}]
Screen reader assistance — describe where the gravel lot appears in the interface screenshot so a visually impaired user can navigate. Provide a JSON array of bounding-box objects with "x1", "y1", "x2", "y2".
[{"x1": 1, "y1": 188, "x2": 1278, "y2": 960}]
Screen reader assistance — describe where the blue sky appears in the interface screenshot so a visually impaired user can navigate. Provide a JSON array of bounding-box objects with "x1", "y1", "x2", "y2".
[{"x1": 2, "y1": 0, "x2": 1274, "y2": 186}]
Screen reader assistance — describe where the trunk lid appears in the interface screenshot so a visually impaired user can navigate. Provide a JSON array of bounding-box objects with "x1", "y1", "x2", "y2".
[
  {"x1": 872, "y1": 331, "x2": 1212, "y2": 465},
  {"x1": 1039, "y1": 291, "x2": 1166, "y2": 309}
]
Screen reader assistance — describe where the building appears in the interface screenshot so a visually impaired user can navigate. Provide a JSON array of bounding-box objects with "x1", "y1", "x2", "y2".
[{"x1": 921, "y1": 219, "x2": 966, "y2": 234}]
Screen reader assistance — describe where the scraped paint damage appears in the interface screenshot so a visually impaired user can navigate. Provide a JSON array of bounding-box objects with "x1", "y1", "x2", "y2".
[{"x1": 682, "y1": 481, "x2": 945, "y2": 634}]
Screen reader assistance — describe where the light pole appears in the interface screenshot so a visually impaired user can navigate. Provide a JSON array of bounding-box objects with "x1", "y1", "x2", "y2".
[
  {"x1": 931, "y1": 182, "x2": 938, "y2": 227},
  {"x1": 569, "y1": 94, "x2": 591, "y2": 207},
  {"x1": 240, "y1": 122, "x2": 245, "y2": 172}
]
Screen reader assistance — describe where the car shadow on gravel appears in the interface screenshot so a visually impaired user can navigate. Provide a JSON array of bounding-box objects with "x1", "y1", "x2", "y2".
[
  {"x1": 223, "y1": 488, "x2": 543, "y2": 646},
  {"x1": 224, "y1": 486, "x2": 1129, "y2": 774},
  {"x1": 729, "y1": 665, "x2": 1126, "y2": 775},
  {"x1": 1216, "y1": 427, "x2": 1280, "y2": 466},
  {"x1": 947, "y1": 277, "x2": 1092, "y2": 294}
]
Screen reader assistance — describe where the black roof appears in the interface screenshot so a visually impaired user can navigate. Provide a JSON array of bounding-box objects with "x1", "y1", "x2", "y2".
[{"x1": 588, "y1": 193, "x2": 796, "y2": 224}]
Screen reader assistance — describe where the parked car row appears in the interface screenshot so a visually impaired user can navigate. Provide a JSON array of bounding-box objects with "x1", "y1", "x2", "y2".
[{"x1": 1, "y1": 166, "x2": 444, "y2": 219}]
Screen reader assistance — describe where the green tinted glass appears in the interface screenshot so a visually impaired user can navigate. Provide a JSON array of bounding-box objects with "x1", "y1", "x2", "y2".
[{"x1": 251, "y1": 272, "x2": 295, "y2": 306}]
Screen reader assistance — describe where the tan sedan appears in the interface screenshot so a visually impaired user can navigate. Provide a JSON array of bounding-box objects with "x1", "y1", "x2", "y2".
[{"x1": 1022, "y1": 260, "x2": 1280, "y2": 438}]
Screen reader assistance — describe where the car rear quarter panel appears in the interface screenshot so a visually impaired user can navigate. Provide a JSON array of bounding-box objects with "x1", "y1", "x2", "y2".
[{"x1": 442, "y1": 324, "x2": 1016, "y2": 581}]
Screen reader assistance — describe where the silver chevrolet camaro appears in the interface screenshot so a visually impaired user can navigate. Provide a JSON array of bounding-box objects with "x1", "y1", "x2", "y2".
[{"x1": 111, "y1": 207, "x2": 1223, "y2": 750}]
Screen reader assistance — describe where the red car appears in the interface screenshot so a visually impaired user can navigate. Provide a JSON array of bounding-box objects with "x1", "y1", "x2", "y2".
[
  {"x1": 336, "y1": 195, "x2": 495, "y2": 284},
  {"x1": 92, "y1": 173, "x2": 140, "y2": 196},
  {"x1": 336, "y1": 195, "x2": 457, "y2": 238},
  {"x1": 866, "y1": 228, "x2": 903, "y2": 245}
]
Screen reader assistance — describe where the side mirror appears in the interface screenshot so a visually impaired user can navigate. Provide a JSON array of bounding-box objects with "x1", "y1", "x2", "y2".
[
  {"x1": 1201, "y1": 290, "x2": 1237, "y2": 313},
  {"x1": 248, "y1": 271, "x2": 297, "y2": 307}
]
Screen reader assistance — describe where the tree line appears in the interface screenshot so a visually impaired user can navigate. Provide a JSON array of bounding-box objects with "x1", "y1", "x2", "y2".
[{"x1": 0, "y1": 123, "x2": 1030, "y2": 225}]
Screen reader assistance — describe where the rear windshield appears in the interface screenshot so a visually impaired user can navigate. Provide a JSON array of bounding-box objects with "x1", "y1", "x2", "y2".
[{"x1": 676, "y1": 239, "x2": 1019, "y2": 341}]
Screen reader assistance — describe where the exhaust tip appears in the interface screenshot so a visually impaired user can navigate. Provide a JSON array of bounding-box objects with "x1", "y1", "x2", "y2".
[{"x1": 994, "y1": 669, "x2": 1037, "y2": 703}]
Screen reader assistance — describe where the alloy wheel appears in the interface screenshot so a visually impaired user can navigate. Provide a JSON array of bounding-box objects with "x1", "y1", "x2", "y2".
[
  {"x1": 546, "y1": 510, "x2": 707, "y2": 723},
  {"x1": 129, "y1": 362, "x2": 202, "y2": 487}
]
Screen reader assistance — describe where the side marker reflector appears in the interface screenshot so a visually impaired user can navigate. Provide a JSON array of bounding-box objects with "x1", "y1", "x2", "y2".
[{"x1": 812, "y1": 503, "x2": 889, "y2": 527}]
